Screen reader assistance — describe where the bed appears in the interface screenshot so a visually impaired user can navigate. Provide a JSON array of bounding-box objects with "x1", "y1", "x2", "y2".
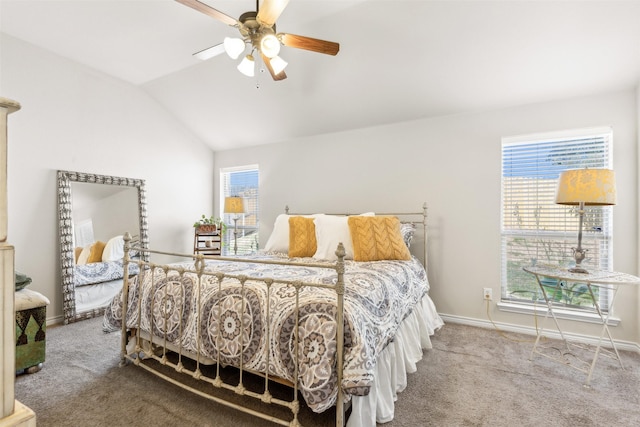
[
  {"x1": 73, "y1": 236, "x2": 140, "y2": 314},
  {"x1": 74, "y1": 259, "x2": 140, "y2": 312},
  {"x1": 103, "y1": 205, "x2": 443, "y2": 426}
]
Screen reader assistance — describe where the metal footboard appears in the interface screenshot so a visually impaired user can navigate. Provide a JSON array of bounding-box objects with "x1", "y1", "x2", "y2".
[{"x1": 119, "y1": 234, "x2": 347, "y2": 427}]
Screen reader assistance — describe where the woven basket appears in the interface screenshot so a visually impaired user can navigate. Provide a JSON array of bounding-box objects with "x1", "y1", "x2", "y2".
[{"x1": 196, "y1": 224, "x2": 217, "y2": 234}]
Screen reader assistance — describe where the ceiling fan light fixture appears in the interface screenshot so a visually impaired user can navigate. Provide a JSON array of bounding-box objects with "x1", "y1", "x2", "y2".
[
  {"x1": 224, "y1": 37, "x2": 246, "y2": 59},
  {"x1": 270, "y1": 55, "x2": 288, "y2": 75},
  {"x1": 177, "y1": 0, "x2": 340, "y2": 82},
  {"x1": 237, "y1": 54, "x2": 255, "y2": 77},
  {"x1": 260, "y1": 33, "x2": 281, "y2": 58}
]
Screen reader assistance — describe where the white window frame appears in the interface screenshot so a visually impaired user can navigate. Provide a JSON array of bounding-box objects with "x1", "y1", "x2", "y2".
[
  {"x1": 219, "y1": 164, "x2": 259, "y2": 256},
  {"x1": 499, "y1": 127, "x2": 615, "y2": 322}
]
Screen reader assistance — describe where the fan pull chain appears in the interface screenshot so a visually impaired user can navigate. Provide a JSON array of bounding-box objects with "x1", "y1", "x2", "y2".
[{"x1": 255, "y1": 63, "x2": 267, "y2": 89}]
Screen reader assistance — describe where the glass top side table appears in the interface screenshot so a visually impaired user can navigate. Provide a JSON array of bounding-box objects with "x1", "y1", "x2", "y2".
[{"x1": 523, "y1": 265, "x2": 640, "y2": 386}]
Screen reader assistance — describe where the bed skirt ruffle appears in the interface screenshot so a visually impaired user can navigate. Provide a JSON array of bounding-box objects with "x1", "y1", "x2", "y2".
[{"x1": 347, "y1": 294, "x2": 444, "y2": 427}]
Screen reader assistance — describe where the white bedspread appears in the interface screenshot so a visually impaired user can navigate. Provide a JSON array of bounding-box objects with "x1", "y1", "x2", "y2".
[
  {"x1": 104, "y1": 253, "x2": 442, "y2": 416},
  {"x1": 349, "y1": 294, "x2": 443, "y2": 426}
]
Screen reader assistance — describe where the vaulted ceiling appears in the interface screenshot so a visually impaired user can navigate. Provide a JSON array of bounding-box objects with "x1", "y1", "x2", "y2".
[{"x1": 2, "y1": 0, "x2": 640, "y2": 151}]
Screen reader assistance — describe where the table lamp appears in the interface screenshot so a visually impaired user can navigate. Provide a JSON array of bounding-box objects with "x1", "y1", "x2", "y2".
[
  {"x1": 224, "y1": 196, "x2": 246, "y2": 255},
  {"x1": 555, "y1": 168, "x2": 616, "y2": 273}
]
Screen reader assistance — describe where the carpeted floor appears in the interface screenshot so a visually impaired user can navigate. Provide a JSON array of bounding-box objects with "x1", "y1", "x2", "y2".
[{"x1": 15, "y1": 317, "x2": 640, "y2": 426}]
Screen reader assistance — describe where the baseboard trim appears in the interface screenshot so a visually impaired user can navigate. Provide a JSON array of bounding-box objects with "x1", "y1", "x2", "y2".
[
  {"x1": 439, "y1": 313, "x2": 640, "y2": 353},
  {"x1": 496, "y1": 301, "x2": 621, "y2": 326},
  {"x1": 47, "y1": 315, "x2": 64, "y2": 326}
]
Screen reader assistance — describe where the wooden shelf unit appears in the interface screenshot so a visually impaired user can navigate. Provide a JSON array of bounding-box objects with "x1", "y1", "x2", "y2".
[{"x1": 193, "y1": 228, "x2": 221, "y2": 256}]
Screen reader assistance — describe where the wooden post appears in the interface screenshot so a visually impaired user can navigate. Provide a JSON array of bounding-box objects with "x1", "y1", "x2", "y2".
[
  {"x1": 0, "y1": 97, "x2": 35, "y2": 425},
  {"x1": 0, "y1": 98, "x2": 20, "y2": 243}
]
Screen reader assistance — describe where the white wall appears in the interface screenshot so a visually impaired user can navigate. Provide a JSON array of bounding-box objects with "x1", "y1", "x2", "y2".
[
  {"x1": 73, "y1": 186, "x2": 140, "y2": 242},
  {"x1": 1, "y1": 34, "x2": 215, "y2": 322},
  {"x1": 215, "y1": 89, "x2": 639, "y2": 344}
]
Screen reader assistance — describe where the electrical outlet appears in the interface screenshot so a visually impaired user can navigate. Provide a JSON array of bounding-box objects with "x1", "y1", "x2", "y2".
[{"x1": 483, "y1": 288, "x2": 492, "y2": 301}]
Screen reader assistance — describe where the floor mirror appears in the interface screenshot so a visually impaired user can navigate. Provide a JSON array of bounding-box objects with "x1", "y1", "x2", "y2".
[{"x1": 57, "y1": 170, "x2": 148, "y2": 324}]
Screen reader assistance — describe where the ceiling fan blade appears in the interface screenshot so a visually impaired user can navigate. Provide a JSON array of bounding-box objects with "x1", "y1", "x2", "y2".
[
  {"x1": 176, "y1": 0, "x2": 238, "y2": 26},
  {"x1": 257, "y1": 0, "x2": 290, "y2": 28},
  {"x1": 193, "y1": 43, "x2": 226, "y2": 61},
  {"x1": 279, "y1": 33, "x2": 340, "y2": 56},
  {"x1": 261, "y1": 54, "x2": 287, "y2": 81}
]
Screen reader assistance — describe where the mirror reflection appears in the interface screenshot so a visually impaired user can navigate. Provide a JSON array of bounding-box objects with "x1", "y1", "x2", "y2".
[{"x1": 57, "y1": 170, "x2": 148, "y2": 324}]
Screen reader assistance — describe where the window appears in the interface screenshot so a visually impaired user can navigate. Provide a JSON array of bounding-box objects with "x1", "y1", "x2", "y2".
[
  {"x1": 220, "y1": 165, "x2": 259, "y2": 255},
  {"x1": 501, "y1": 128, "x2": 613, "y2": 311},
  {"x1": 74, "y1": 219, "x2": 95, "y2": 248}
]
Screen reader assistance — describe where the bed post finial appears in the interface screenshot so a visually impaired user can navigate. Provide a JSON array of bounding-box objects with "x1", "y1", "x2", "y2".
[
  {"x1": 123, "y1": 232, "x2": 132, "y2": 265},
  {"x1": 285, "y1": 205, "x2": 290, "y2": 214},
  {"x1": 335, "y1": 242, "x2": 346, "y2": 265}
]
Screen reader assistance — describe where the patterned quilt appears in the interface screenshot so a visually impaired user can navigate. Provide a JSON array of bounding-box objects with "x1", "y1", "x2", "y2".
[
  {"x1": 74, "y1": 259, "x2": 139, "y2": 287},
  {"x1": 103, "y1": 253, "x2": 430, "y2": 413}
]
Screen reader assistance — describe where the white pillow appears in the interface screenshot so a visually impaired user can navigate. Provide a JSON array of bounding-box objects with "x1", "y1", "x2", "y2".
[
  {"x1": 313, "y1": 212, "x2": 375, "y2": 261},
  {"x1": 264, "y1": 214, "x2": 321, "y2": 253},
  {"x1": 102, "y1": 235, "x2": 125, "y2": 262},
  {"x1": 264, "y1": 214, "x2": 291, "y2": 253},
  {"x1": 76, "y1": 246, "x2": 91, "y2": 265}
]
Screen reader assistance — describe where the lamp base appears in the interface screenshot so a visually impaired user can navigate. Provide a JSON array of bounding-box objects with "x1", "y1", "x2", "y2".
[{"x1": 568, "y1": 266, "x2": 589, "y2": 274}]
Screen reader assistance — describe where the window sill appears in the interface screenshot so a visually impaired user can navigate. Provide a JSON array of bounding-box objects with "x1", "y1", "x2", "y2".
[{"x1": 497, "y1": 301, "x2": 620, "y2": 326}]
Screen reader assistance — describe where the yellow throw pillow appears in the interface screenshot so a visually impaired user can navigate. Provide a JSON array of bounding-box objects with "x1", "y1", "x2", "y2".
[
  {"x1": 348, "y1": 216, "x2": 412, "y2": 262},
  {"x1": 288, "y1": 216, "x2": 317, "y2": 258},
  {"x1": 87, "y1": 241, "x2": 107, "y2": 263}
]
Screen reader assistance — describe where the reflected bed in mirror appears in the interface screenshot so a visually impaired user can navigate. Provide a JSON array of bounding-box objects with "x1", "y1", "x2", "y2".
[{"x1": 57, "y1": 170, "x2": 148, "y2": 324}]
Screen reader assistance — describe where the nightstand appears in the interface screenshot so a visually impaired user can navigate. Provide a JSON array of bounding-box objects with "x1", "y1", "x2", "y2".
[
  {"x1": 194, "y1": 228, "x2": 221, "y2": 256},
  {"x1": 523, "y1": 265, "x2": 640, "y2": 386}
]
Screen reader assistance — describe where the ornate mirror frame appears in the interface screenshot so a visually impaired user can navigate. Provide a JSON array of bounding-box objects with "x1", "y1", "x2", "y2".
[{"x1": 57, "y1": 170, "x2": 148, "y2": 324}]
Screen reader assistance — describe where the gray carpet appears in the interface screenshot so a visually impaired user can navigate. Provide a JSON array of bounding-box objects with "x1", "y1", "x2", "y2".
[{"x1": 15, "y1": 317, "x2": 640, "y2": 426}]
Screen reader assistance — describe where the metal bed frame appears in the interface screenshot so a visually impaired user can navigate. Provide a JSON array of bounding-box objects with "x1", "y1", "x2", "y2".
[{"x1": 118, "y1": 204, "x2": 428, "y2": 427}]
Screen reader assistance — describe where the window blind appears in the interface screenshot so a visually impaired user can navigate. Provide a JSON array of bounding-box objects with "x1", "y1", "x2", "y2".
[{"x1": 501, "y1": 129, "x2": 613, "y2": 310}]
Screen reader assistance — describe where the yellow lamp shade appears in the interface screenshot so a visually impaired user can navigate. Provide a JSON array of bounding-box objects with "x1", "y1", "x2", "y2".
[
  {"x1": 555, "y1": 168, "x2": 616, "y2": 206},
  {"x1": 224, "y1": 197, "x2": 246, "y2": 214}
]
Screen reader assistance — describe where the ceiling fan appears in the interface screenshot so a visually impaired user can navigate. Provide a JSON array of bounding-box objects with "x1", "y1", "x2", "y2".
[{"x1": 176, "y1": 0, "x2": 340, "y2": 81}]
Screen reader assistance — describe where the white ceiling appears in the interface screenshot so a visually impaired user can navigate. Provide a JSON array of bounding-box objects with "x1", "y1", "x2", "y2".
[{"x1": 2, "y1": 0, "x2": 640, "y2": 151}]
